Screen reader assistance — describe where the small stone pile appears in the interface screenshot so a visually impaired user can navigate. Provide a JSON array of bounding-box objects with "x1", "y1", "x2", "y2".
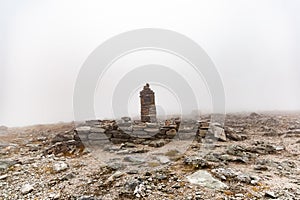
[{"x1": 76, "y1": 117, "x2": 182, "y2": 147}]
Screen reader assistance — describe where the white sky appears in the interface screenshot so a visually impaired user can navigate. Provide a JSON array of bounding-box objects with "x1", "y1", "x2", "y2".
[{"x1": 1, "y1": 0, "x2": 300, "y2": 126}]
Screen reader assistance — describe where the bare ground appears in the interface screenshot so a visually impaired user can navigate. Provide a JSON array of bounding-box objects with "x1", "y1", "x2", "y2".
[{"x1": 0, "y1": 113, "x2": 299, "y2": 200}]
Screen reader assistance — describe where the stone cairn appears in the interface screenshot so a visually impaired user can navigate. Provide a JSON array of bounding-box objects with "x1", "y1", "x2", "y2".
[
  {"x1": 76, "y1": 117, "x2": 181, "y2": 147},
  {"x1": 140, "y1": 83, "x2": 157, "y2": 123},
  {"x1": 74, "y1": 83, "x2": 235, "y2": 147}
]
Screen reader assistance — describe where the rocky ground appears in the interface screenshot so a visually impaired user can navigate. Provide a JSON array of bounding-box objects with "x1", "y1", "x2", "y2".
[{"x1": 0, "y1": 112, "x2": 300, "y2": 200}]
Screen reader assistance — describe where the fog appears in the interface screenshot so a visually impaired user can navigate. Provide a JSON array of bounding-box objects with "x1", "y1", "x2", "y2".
[{"x1": 1, "y1": 0, "x2": 300, "y2": 127}]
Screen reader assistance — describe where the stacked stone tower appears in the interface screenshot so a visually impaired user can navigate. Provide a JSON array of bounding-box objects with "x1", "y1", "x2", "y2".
[{"x1": 140, "y1": 83, "x2": 157, "y2": 123}]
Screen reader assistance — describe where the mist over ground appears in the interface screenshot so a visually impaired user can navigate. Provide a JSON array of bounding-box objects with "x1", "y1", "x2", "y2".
[{"x1": 1, "y1": 0, "x2": 300, "y2": 127}]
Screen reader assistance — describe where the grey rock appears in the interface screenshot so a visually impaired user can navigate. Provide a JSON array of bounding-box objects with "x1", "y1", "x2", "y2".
[
  {"x1": 146, "y1": 123, "x2": 159, "y2": 128},
  {"x1": 53, "y1": 161, "x2": 69, "y2": 173},
  {"x1": 105, "y1": 171, "x2": 125, "y2": 184},
  {"x1": 156, "y1": 156, "x2": 170, "y2": 164},
  {"x1": 0, "y1": 174, "x2": 8, "y2": 180},
  {"x1": 21, "y1": 183, "x2": 34, "y2": 194},
  {"x1": 265, "y1": 191, "x2": 277, "y2": 199},
  {"x1": 171, "y1": 183, "x2": 181, "y2": 189},
  {"x1": 48, "y1": 193, "x2": 60, "y2": 199},
  {"x1": 134, "y1": 183, "x2": 146, "y2": 198},
  {"x1": 211, "y1": 126, "x2": 226, "y2": 141},
  {"x1": 124, "y1": 178, "x2": 141, "y2": 192},
  {"x1": 148, "y1": 139, "x2": 167, "y2": 147},
  {"x1": 121, "y1": 142, "x2": 136, "y2": 148},
  {"x1": 124, "y1": 156, "x2": 145, "y2": 164},
  {"x1": 212, "y1": 167, "x2": 258, "y2": 184},
  {"x1": 88, "y1": 133, "x2": 108, "y2": 140},
  {"x1": 144, "y1": 128, "x2": 159, "y2": 134},
  {"x1": 121, "y1": 117, "x2": 131, "y2": 123},
  {"x1": 186, "y1": 170, "x2": 228, "y2": 189},
  {"x1": 184, "y1": 156, "x2": 209, "y2": 168},
  {"x1": 157, "y1": 174, "x2": 167, "y2": 180},
  {"x1": 254, "y1": 165, "x2": 268, "y2": 171},
  {"x1": 76, "y1": 126, "x2": 91, "y2": 133},
  {"x1": 132, "y1": 130, "x2": 151, "y2": 138},
  {"x1": 60, "y1": 172, "x2": 75, "y2": 181},
  {"x1": 132, "y1": 125, "x2": 146, "y2": 131},
  {"x1": 225, "y1": 127, "x2": 244, "y2": 141},
  {"x1": 90, "y1": 127, "x2": 106, "y2": 133}
]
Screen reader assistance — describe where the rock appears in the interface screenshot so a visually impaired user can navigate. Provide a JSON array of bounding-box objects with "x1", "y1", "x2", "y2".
[
  {"x1": 121, "y1": 142, "x2": 136, "y2": 148},
  {"x1": 51, "y1": 129, "x2": 76, "y2": 143},
  {"x1": 132, "y1": 125, "x2": 146, "y2": 131},
  {"x1": 236, "y1": 173, "x2": 251, "y2": 183},
  {"x1": 144, "y1": 128, "x2": 159, "y2": 134},
  {"x1": 60, "y1": 172, "x2": 75, "y2": 181},
  {"x1": 275, "y1": 146, "x2": 285, "y2": 151},
  {"x1": 25, "y1": 143, "x2": 41, "y2": 151},
  {"x1": 250, "y1": 175, "x2": 261, "y2": 185},
  {"x1": 78, "y1": 196, "x2": 100, "y2": 200},
  {"x1": 124, "y1": 156, "x2": 145, "y2": 164},
  {"x1": 127, "y1": 170, "x2": 138, "y2": 174},
  {"x1": 211, "y1": 168, "x2": 236, "y2": 180},
  {"x1": 235, "y1": 193, "x2": 244, "y2": 198},
  {"x1": 52, "y1": 161, "x2": 69, "y2": 173},
  {"x1": 254, "y1": 165, "x2": 268, "y2": 171},
  {"x1": 76, "y1": 126, "x2": 91, "y2": 132},
  {"x1": 105, "y1": 171, "x2": 125, "y2": 184},
  {"x1": 121, "y1": 117, "x2": 131, "y2": 123},
  {"x1": 88, "y1": 133, "x2": 108, "y2": 140},
  {"x1": 109, "y1": 130, "x2": 131, "y2": 139},
  {"x1": 186, "y1": 170, "x2": 228, "y2": 189},
  {"x1": 156, "y1": 174, "x2": 167, "y2": 180},
  {"x1": 249, "y1": 141, "x2": 277, "y2": 154},
  {"x1": 225, "y1": 127, "x2": 244, "y2": 141},
  {"x1": 171, "y1": 183, "x2": 181, "y2": 189},
  {"x1": 36, "y1": 136, "x2": 47, "y2": 142},
  {"x1": 156, "y1": 156, "x2": 170, "y2": 164},
  {"x1": 250, "y1": 112, "x2": 260, "y2": 117},
  {"x1": 110, "y1": 138, "x2": 131, "y2": 144},
  {"x1": 166, "y1": 129, "x2": 177, "y2": 137},
  {"x1": 21, "y1": 183, "x2": 34, "y2": 194},
  {"x1": 107, "y1": 161, "x2": 125, "y2": 170},
  {"x1": 90, "y1": 127, "x2": 106, "y2": 133},
  {"x1": 48, "y1": 192, "x2": 60, "y2": 199},
  {"x1": 184, "y1": 156, "x2": 210, "y2": 169},
  {"x1": 265, "y1": 191, "x2": 277, "y2": 199},
  {"x1": 211, "y1": 167, "x2": 258, "y2": 184},
  {"x1": 134, "y1": 183, "x2": 146, "y2": 198},
  {"x1": 148, "y1": 139, "x2": 167, "y2": 147},
  {"x1": 132, "y1": 130, "x2": 151, "y2": 138},
  {"x1": 146, "y1": 123, "x2": 159, "y2": 128},
  {"x1": 211, "y1": 126, "x2": 226, "y2": 141},
  {"x1": 0, "y1": 174, "x2": 8, "y2": 180},
  {"x1": 45, "y1": 129, "x2": 85, "y2": 156}
]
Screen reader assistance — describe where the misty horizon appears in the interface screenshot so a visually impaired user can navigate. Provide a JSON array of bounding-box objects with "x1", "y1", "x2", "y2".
[{"x1": 1, "y1": 0, "x2": 300, "y2": 127}]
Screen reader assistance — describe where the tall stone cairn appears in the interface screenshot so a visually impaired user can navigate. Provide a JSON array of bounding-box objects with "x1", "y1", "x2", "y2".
[{"x1": 140, "y1": 83, "x2": 157, "y2": 123}]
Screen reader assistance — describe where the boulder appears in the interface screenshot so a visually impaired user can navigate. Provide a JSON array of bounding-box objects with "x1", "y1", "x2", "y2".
[{"x1": 186, "y1": 170, "x2": 227, "y2": 189}]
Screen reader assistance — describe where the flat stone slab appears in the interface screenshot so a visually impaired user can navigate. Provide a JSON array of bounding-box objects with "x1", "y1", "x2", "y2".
[
  {"x1": 186, "y1": 170, "x2": 228, "y2": 190},
  {"x1": 88, "y1": 133, "x2": 109, "y2": 140},
  {"x1": 76, "y1": 126, "x2": 91, "y2": 132},
  {"x1": 144, "y1": 128, "x2": 159, "y2": 133},
  {"x1": 132, "y1": 125, "x2": 147, "y2": 131},
  {"x1": 90, "y1": 127, "x2": 105, "y2": 133},
  {"x1": 132, "y1": 131, "x2": 153, "y2": 138}
]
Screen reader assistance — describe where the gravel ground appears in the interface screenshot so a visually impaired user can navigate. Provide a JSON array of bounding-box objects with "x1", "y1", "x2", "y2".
[{"x1": 0, "y1": 112, "x2": 299, "y2": 200}]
